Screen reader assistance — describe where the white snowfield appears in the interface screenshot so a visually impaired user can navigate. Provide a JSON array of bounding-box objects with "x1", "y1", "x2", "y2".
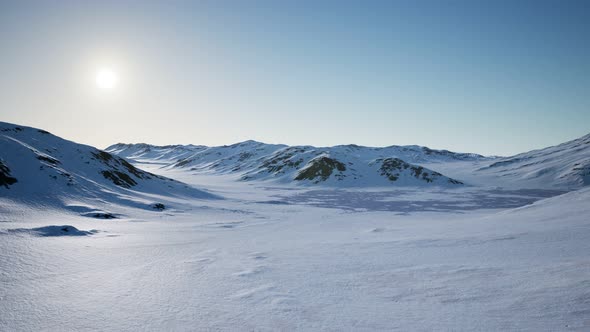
[{"x1": 1, "y1": 121, "x2": 590, "y2": 331}]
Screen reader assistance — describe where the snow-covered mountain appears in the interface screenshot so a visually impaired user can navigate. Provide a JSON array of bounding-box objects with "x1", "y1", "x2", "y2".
[
  {"x1": 471, "y1": 133, "x2": 590, "y2": 188},
  {"x1": 107, "y1": 141, "x2": 483, "y2": 187},
  {"x1": 108, "y1": 133, "x2": 590, "y2": 189},
  {"x1": 0, "y1": 122, "x2": 216, "y2": 212},
  {"x1": 420, "y1": 133, "x2": 590, "y2": 189}
]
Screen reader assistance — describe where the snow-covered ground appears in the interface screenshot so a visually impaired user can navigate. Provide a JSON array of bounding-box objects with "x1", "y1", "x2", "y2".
[
  {"x1": 2, "y1": 123, "x2": 590, "y2": 331},
  {"x1": 1, "y1": 167, "x2": 589, "y2": 331}
]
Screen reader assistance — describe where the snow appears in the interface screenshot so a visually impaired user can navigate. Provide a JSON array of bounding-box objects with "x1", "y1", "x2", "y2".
[
  {"x1": 1, "y1": 183, "x2": 589, "y2": 330},
  {"x1": 1, "y1": 122, "x2": 589, "y2": 331}
]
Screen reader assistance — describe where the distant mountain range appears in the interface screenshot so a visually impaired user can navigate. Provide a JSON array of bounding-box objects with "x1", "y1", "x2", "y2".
[
  {"x1": 107, "y1": 134, "x2": 590, "y2": 189},
  {"x1": 106, "y1": 140, "x2": 485, "y2": 187}
]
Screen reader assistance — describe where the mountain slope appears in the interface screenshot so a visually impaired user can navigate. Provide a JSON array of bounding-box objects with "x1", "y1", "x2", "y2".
[
  {"x1": 107, "y1": 141, "x2": 479, "y2": 187},
  {"x1": 0, "y1": 122, "x2": 217, "y2": 211},
  {"x1": 471, "y1": 133, "x2": 590, "y2": 188}
]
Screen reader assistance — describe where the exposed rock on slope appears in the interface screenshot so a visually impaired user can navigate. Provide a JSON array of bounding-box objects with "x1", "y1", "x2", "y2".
[
  {"x1": 294, "y1": 155, "x2": 347, "y2": 183},
  {"x1": 0, "y1": 160, "x2": 18, "y2": 188},
  {"x1": 377, "y1": 158, "x2": 463, "y2": 184}
]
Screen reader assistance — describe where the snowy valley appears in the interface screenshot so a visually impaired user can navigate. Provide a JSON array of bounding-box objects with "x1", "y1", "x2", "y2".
[{"x1": 1, "y1": 121, "x2": 590, "y2": 331}]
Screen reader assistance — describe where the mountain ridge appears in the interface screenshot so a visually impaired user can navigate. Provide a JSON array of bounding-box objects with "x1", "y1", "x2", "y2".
[
  {"x1": 107, "y1": 132, "x2": 590, "y2": 189},
  {"x1": 106, "y1": 139, "x2": 482, "y2": 187}
]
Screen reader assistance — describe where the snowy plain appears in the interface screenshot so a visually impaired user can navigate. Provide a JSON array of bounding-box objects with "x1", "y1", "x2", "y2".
[{"x1": 1, "y1": 167, "x2": 590, "y2": 331}]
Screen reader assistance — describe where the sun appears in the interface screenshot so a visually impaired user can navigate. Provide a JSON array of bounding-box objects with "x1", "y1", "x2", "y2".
[{"x1": 95, "y1": 68, "x2": 118, "y2": 89}]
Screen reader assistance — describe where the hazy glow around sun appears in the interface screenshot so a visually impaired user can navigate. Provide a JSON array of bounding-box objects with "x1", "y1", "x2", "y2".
[{"x1": 96, "y1": 68, "x2": 118, "y2": 89}]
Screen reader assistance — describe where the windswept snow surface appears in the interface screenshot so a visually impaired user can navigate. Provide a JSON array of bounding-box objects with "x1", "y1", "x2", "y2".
[
  {"x1": 1, "y1": 124, "x2": 589, "y2": 331},
  {"x1": 1, "y1": 171, "x2": 589, "y2": 331}
]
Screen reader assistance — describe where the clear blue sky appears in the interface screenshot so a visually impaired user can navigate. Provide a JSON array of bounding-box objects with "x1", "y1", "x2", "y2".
[{"x1": 1, "y1": 0, "x2": 588, "y2": 156}]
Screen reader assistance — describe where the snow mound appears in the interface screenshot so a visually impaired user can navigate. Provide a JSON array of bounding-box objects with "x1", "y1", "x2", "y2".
[{"x1": 5, "y1": 225, "x2": 98, "y2": 237}]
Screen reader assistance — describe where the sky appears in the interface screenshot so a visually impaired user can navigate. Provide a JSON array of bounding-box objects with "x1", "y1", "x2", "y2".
[{"x1": 0, "y1": 0, "x2": 589, "y2": 156}]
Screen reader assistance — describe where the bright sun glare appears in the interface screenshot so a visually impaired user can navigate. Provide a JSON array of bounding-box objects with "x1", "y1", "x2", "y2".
[{"x1": 96, "y1": 68, "x2": 118, "y2": 89}]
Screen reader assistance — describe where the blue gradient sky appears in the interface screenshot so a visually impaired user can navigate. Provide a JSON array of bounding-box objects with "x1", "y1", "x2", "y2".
[{"x1": 1, "y1": 0, "x2": 588, "y2": 155}]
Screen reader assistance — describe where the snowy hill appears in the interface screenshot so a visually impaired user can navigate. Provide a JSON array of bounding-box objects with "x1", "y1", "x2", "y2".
[
  {"x1": 107, "y1": 142, "x2": 209, "y2": 165},
  {"x1": 107, "y1": 141, "x2": 480, "y2": 187},
  {"x1": 473, "y1": 133, "x2": 590, "y2": 188},
  {"x1": 0, "y1": 122, "x2": 217, "y2": 212}
]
